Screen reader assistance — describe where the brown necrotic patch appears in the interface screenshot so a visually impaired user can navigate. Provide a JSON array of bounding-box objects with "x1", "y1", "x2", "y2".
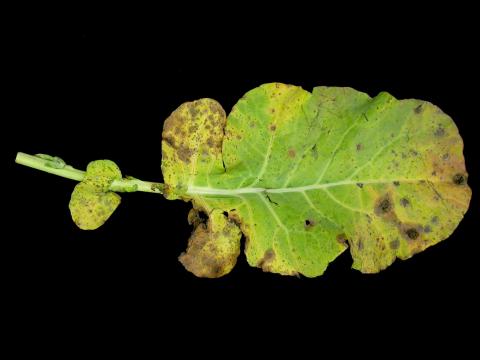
[
  {"x1": 372, "y1": 193, "x2": 425, "y2": 247},
  {"x1": 336, "y1": 233, "x2": 348, "y2": 245},
  {"x1": 177, "y1": 146, "x2": 194, "y2": 163},
  {"x1": 397, "y1": 223, "x2": 423, "y2": 241},
  {"x1": 257, "y1": 249, "x2": 275, "y2": 271},
  {"x1": 269, "y1": 124, "x2": 276, "y2": 131},
  {"x1": 375, "y1": 194, "x2": 393, "y2": 216}
]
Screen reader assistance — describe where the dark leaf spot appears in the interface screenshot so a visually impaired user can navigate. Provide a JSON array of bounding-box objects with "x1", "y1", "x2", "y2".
[
  {"x1": 269, "y1": 124, "x2": 276, "y2": 131},
  {"x1": 434, "y1": 127, "x2": 445, "y2": 137},
  {"x1": 288, "y1": 148, "x2": 296, "y2": 158},
  {"x1": 336, "y1": 233, "x2": 348, "y2": 245},
  {"x1": 356, "y1": 182, "x2": 363, "y2": 188},
  {"x1": 431, "y1": 216, "x2": 439, "y2": 224},
  {"x1": 452, "y1": 173, "x2": 466, "y2": 185},
  {"x1": 257, "y1": 249, "x2": 275, "y2": 270},
  {"x1": 390, "y1": 239, "x2": 400, "y2": 249},
  {"x1": 375, "y1": 195, "x2": 393, "y2": 215},
  {"x1": 406, "y1": 228, "x2": 419, "y2": 240},
  {"x1": 424, "y1": 225, "x2": 431, "y2": 233},
  {"x1": 393, "y1": 181, "x2": 400, "y2": 186},
  {"x1": 304, "y1": 219, "x2": 316, "y2": 229},
  {"x1": 356, "y1": 143, "x2": 363, "y2": 151},
  {"x1": 414, "y1": 104, "x2": 423, "y2": 114},
  {"x1": 400, "y1": 198, "x2": 410, "y2": 207}
]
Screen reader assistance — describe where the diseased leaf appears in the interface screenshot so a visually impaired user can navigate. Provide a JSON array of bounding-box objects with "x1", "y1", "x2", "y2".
[
  {"x1": 162, "y1": 83, "x2": 471, "y2": 277},
  {"x1": 179, "y1": 209, "x2": 241, "y2": 278},
  {"x1": 69, "y1": 160, "x2": 122, "y2": 230}
]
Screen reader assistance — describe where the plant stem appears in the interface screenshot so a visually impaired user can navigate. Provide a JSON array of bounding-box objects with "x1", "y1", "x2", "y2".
[{"x1": 15, "y1": 152, "x2": 164, "y2": 194}]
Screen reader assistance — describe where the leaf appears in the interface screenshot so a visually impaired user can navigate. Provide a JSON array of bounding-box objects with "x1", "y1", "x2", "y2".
[
  {"x1": 179, "y1": 209, "x2": 241, "y2": 278},
  {"x1": 161, "y1": 83, "x2": 471, "y2": 278},
  {"x1": 69, "y1": 160, "x2": 122, "y2": 230}
]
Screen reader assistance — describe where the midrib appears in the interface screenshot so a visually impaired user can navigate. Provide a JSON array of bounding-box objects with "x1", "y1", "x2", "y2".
[{"x1": 187, "y1": 178, "x2": 436, "y2": 196}]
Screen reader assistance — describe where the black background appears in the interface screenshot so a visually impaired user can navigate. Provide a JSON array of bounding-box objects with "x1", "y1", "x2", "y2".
[{"x1": 6, "y1": 8, "x2": 479, "y2": 344}]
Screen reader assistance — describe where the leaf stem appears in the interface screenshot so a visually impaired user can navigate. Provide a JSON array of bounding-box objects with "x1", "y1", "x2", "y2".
[{"x1": 15, "y1": 152, "x2": 164, "y2": 194}]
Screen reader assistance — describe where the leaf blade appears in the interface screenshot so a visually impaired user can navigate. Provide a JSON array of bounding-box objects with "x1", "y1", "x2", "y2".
[{"x1": 162, "y1": 83, "x2": 471, "y2": 277}]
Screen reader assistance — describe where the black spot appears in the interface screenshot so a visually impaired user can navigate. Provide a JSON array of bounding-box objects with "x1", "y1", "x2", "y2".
[
  {"x1": 356, "y1": 143, "x2": 363, "y2": 151},
  {"x1": 431, "y1": 216, "x2": 439, "y2": 224},
  {"x1": 414, "y1": 104, "x2": 423, "y2": 114},
  {"x1": 304, "y1": 219, "x2": 315, "y2": 229},
  {"x1": 400, "y1": 198, "x2": 410, "y2": 207},
  {"x1": 424, "y1": 225, "x2": 431, "y2": 233},
  {"x1": 406, "y1": 228, "x2": 419, "y2": 240},
  {"x1": 442, "y1": 153, "x2": 449, "y2": 160},
  {"x1": 393, "y1": 181, "x2": 400, "y2": 186},
  {"x1": 452, "y1": 173, "x2": 466, "y2": 185},
  {"x1": 356, "y1": 182, "x2": 364, "y2": 188}
]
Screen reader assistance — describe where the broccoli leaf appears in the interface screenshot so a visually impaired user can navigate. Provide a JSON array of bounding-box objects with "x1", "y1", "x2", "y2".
[{"x1": 162, "y1": 83, "x2": 471, "y2": 277}]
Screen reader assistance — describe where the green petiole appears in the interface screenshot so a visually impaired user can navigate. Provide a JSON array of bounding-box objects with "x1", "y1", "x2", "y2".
[{"x1": 15, "y1": 152, "x2": 164, "y2": 194}]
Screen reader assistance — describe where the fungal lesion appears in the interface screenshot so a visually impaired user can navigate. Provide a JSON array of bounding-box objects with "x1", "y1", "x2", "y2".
[
  {"x1": 371, "y1": 192, "x2": 425, "y2": 253},
  {"x1": 374, "y1": 194, "x2": 393, "y2": 216},
  {"x1": 257, "y1": 249, "x2": 276, "y2": 271},
  {"x1": 405, "y1": 227, "x2": 419, "y2": 240},
  {"x1": 414, "y1": 104, "x2": 423, "y2": 114},
  {"x1": 304, "y1": 219, "x2": 316, "y2": 229},
  {"x1": 452, "y1": 173, "x2": 467, "y2": 185},
  {"x1": 179, "y1": 208, "x2": 242, "y2": 278},
  {"x1": 336, "y1": 233, "x2": 348, "y2": 246}
]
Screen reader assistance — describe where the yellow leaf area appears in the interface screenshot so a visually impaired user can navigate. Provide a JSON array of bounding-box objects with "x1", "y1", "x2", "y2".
[
  {"x1": 69, "y1": 160, "x2": 122, "y2": 230},
  {"x1": 161, "y1": 83, "x2": 471, "y2": 278}
]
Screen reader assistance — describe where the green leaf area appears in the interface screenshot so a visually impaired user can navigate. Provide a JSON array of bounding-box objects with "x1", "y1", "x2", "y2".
[{"x1": 161, "y1": 83, "x2": 471, "y2": 278}]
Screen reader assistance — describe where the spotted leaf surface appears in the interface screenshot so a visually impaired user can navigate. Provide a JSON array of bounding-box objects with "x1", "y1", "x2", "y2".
[
  {"x1": 161, "y1": 83, "x2": 471, "y2": 277},
  {"x1": 69, "y1": 160, "x2": 122, "y2": 230}
]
